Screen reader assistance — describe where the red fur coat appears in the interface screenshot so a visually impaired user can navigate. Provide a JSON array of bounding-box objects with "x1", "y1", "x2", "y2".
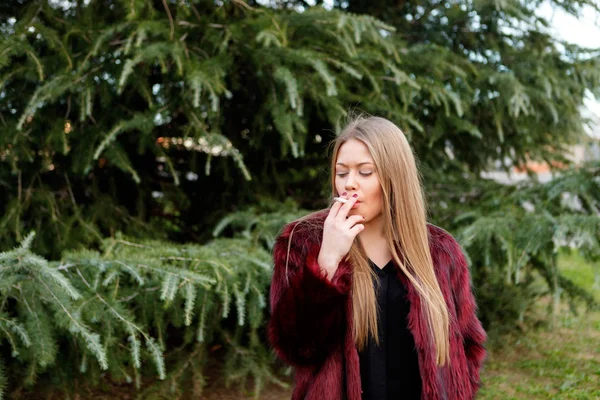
[{"x1": 268, "y1": 210, "x2": 486, "y2": 400}]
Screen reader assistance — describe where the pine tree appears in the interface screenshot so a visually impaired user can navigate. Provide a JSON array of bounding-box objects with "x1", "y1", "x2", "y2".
[
  {"x1": 0, "y1": 231, "x2": 275, "y2": 398},
  {"x1": 2, "y1": 0, "x2": 599, "y2": 255},
  {"x1": 1, "y1": 0, "x2": 402, "y2": 256}
]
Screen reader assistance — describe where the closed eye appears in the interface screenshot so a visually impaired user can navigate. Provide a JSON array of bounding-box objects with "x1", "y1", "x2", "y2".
[{"x1": 336, "y1": 172, "x2": 373, "y2": 177}]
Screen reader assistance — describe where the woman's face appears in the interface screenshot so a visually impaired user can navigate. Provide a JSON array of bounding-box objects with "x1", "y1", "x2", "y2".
[{"x1": 334, "y1": 138, "x2": 384, "y2": 223}]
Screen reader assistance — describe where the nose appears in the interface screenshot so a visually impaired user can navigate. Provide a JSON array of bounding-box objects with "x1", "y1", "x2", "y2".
[{"x1": 345, "y1": 172, "x2": 357, "y2": 191}]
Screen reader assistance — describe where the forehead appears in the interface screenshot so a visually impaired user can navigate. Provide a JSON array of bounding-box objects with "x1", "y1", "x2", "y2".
[{"x1": 336, "y1": 139, "x2": 373, "y2": 165}]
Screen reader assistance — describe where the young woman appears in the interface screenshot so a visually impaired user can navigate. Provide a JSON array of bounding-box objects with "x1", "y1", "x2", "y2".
[{"x1": 268, "y1": 116, "x2": 486, "y2": 400}]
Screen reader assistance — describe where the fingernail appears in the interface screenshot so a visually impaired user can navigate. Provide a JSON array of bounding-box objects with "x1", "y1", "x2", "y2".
[
  {"x1": 352, "y1": 194, "x2": 358, "y2": 198},
  {"x1": 342, "y1": 192, "x2": 347, "y2": 196}
]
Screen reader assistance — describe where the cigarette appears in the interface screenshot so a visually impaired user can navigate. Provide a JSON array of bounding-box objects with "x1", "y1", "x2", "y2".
[{"x1": 333, "y1": 197, "x2": 349, "y2": 204}]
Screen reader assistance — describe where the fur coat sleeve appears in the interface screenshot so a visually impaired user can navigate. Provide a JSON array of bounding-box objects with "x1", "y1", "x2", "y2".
[
  {"x1": 432, "y1": 228, "x2": 487, "y2": 394},
  {"x1": 267, "y1": 218, "x2": 353, "y2": 367}
]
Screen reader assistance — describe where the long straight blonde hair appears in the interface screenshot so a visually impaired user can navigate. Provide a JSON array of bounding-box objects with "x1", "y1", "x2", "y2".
[{"x1": 331, "y1": 115, "x2": 450, "y2": 366}]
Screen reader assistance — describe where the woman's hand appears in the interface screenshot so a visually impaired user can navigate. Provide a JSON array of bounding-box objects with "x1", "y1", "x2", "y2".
[{"x1": 318, "y1": 194, "x2": 364, "y2": 280}]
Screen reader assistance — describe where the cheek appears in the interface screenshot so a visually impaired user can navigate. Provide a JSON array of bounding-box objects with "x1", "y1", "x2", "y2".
[
  {"x1": 374, "y1": 193, "x2": 384, "y2": 213},
  {"x1": 367, "y1": 180, "x2": 383, "y2": 212},
  {"x1": 334, "y1": 178, "x2": 344, "y2": 194}
]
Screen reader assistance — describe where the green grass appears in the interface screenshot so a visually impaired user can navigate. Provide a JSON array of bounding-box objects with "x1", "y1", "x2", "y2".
[
  {"x1": 478, "y1": 251, "x2": 600, "y2": 400},
  {"x1": 558, "y1": 249, "x2": 600, "y2": 302}
]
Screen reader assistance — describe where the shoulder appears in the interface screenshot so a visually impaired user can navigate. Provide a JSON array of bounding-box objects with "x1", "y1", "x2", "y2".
[
  {"x1": 274, "y1": 209, "x2": 328, "y2": 256},
  {"x1": 272, "y1": 209, "x2": 328, "y2": 278},
  {"x1": 427, "y1": 224, "x2": 462, "y2": 253},
  {"x1": 277, "y1": 209, "x2": 328, "y2": 242},
  {"x1": 426, "y1": 223, "x2": 467, "y2": 275}
]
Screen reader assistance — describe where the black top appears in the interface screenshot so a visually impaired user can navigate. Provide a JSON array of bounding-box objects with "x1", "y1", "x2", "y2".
[{"x1": 358, "y1": 259, "x2": 422, "y2": 400}]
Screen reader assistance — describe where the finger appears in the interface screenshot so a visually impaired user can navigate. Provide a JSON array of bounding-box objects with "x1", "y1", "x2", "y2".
[
  {"x1": 335, "y1": 195, "x2": 359, "y2": 221},
  {"x1": 348, "y1": 223, "x2": 365, "y2": 237},
  {"x1": 329, "y1": 194, "x2": 349, "y2": 218},
  {"x1": 343, "y1": 214, "x2": 365, "y2": 229},
  {"x1": 328, "y1": 196, "x2": 345, "y2": 219}
]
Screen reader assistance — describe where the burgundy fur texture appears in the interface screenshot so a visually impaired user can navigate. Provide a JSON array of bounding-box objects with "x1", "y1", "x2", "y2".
[{"x1": 268, "y1": 210, "x2": 487, "y2": 400}]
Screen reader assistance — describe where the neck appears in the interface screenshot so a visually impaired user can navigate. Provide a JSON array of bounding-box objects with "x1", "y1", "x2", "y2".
[
  {"x1": 358, "y1": 214, "x2": 391, "y2": 265},
  {"x1": 359, "y1": 214, "x2": 386, "y2": 245}
]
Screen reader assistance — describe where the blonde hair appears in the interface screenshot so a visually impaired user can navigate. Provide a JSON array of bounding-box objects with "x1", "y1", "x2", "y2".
[{"x1": 332, "y1": 115, "x2": 450, "y2": 366}]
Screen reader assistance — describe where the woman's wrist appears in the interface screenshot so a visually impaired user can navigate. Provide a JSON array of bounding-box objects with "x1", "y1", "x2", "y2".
[{"x1": 317, "y1": 254, "x2": 341, "y2": 280}]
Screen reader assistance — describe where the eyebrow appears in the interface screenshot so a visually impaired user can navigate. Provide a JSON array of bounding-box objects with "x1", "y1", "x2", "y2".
[{"x1": 336, "y1": 162, "x2": 374, "y2": 167}]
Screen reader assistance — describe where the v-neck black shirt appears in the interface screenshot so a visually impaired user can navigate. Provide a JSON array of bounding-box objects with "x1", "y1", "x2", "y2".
[{"x1": 358, "y1": 259, "x2": 422, "y2": 400}]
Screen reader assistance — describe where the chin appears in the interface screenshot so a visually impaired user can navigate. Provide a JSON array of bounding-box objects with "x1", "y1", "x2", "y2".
[{"x1": 350, "y1": 209, "x2": 367, "y2": 219}]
